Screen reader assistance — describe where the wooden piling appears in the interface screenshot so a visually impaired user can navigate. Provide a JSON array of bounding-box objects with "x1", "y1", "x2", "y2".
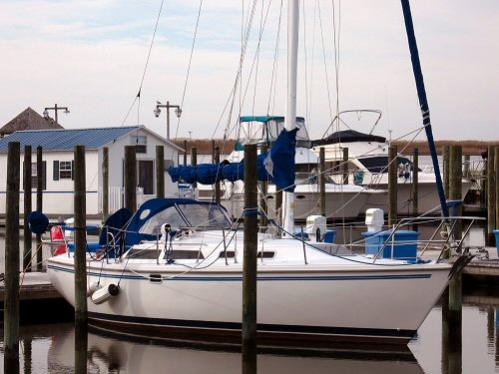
[
  {"x1": 342, "y1": 147, "x2": 349, "y2": 184},
  {"x1": 242, "y1": 143, "x2": 258, "y2": 373},
  {"x1": 4, "y1": 142, "x2": 20, "y2": 365},
  {"x1": 124, "y1": 145, "x2": 137, "y2": 213},
  {"x1": 214, "y1": 146, "x2": 221, "y2": 204},
  {"x1": 191, "y1": 147, "x2": 197, "y2": 189},
  {"x1": 156, "y1": 145, "x2": 165, "y2": 199},
  {"x1": 463, "y1": 154, "x2": 470, "y2": 179},
  {"x1": 23, "y1": 145, "x2": 32, "y2": 272},
  {"x1": 183, "y1": 140, "x2": 188, "y2": 166},
  {"x1": 319, "y1": 147, "x2": 326, "y2": 216},
  {"x1": 388, "y1": 145, "x2": 398, "y2": 226},
  {"x1": 36, "y1": 146, "x2": 43, "y2": 272},
  {"x1": 448, "y1": 272, "x2": 463, "y2": 373},
  {"x1": 496, "y1": 147, "x2": 499, "y2": 244},
  {"x1": 412, "y1": 148, "x2": 419, "y2": 227},
  {"x1": 449, "y1": 145, "x2": 463, "y2": 240},
  {"x1": 102, "y1": 147, "x2": 109, "y2": 221},
  {"x1": 74, "y1": 145, "x2": 87, "y2": 324},
  {"x1": 487, "y1": 146, "x2": 495, "y2": 246},
  {"x1": 443, "y1": 145, "x2": 450, "y2": 198},
  {"x1": 259, "y1": 144, "x2": 268, "y2": 229}
]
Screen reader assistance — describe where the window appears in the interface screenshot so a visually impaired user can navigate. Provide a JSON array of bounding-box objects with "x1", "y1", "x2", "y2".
[
  {"x1": 131, "y1": 135, "x2": 147, "y2": 153},
  {"x1": 164, "y1": 250, "x2": 204, "y2": 260},
  {"x1": 53, "y1": 160, "x2": 73, "y2": 180}
]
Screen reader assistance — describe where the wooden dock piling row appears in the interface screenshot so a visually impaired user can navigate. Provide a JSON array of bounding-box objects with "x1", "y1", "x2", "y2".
[
  {"x1": 156, "y1": 145, "x2": 165, "y2": 199},
  {"x1": 449, "y1": 145, "x2": 463, "y2": 239},
  {"x1": 487, "y1": 146, "x2": 495, "y2": 246},
  {"x1": 102, "y1": 146, "x2": 109, "y2": 221},
  {"x1": 443, "y1": 144, "x2": 450, "y2": 198},
  {"x1": 388, "y1": 145, "x2": 397, "y2": 226},
  {"x1": 36, "y1": 146, "x2": 43, "y2": 272},
  {"x1": 242, "y1": 144, "x2": 257, "y2": 373},
  {"x1": 124, "y1": 145, "x2": 137, "y2": 213},
  {"x1": 74, "y1": 145, "x2": 87, "y2": 325},
  {"x1": 23, "y1": 145, "x2": 32, "y2": 272},
  {"x1": 4, "y1": 141, "x2": 20, "y2": 364},
  {"x1": 319, "y1": 147, "x2": 326, "y2": 217}
]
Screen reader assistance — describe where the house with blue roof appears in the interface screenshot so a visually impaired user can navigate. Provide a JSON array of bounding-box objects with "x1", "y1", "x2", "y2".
[{"x1": 0, "y1": 125, "x2": 184, "y2": 218}]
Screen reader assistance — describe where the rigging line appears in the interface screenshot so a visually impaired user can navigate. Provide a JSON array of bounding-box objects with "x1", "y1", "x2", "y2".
[
  {"x1": 251, "y1": 0, "x2": 265, "y2": 118},
  {"x1": 173, "y1": 0, "x2": 205, "y2": 140},
  {"x1": 308, "y1": 0, "x2": 318, "y2": 130},
  {"x1": 302, "y1": 0, "x2": 310, "y2": 130},
  {"x1": 332, "y1": 0, "x2": 341, "y2": 131},
  {"x1": 317, "y1": 0, "x2": 334, "y2": 121},
  {"x1": 121, "y1": 0, "x2": 167, "y2": 126},
  {"x1": 267, "y1": 0, "x2": 283, "y2": 115}
]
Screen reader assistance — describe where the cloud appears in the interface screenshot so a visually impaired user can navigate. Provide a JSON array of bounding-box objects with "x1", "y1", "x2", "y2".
[{"x1": 0, "y1": 0, "x2": 497, "y2": 141}]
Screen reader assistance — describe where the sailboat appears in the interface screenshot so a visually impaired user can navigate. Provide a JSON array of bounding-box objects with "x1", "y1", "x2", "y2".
[{"x1": 47, "y1": 0, "x2": 461, "y2": 347}]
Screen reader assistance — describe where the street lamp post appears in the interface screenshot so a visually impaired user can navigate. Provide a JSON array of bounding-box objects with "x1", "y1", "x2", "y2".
[
  {"x1": 154, "y1": 101, "x2": 182, "y2": 140},
  {"x1": 43, "y1": 104, "x2": 70, "y2": 124}
]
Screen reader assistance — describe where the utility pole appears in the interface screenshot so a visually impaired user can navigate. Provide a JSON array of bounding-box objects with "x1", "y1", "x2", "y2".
[
  {"x1": 154, "y1": 101, "x2": 182, "y2": 140},
  {"x1": 43, "y1": 104, "x2": 70, "y2": 124}
]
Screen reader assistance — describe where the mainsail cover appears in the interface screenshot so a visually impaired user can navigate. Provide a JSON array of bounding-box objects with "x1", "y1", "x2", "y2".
[{"x1": 168, "y1": 128, "x2": 297, "y2": 192}]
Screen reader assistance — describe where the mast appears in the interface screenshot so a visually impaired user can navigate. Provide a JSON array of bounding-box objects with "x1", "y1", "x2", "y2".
[
  {"x1": 400, "y1": 0, "x2": 449, "y2": 218},
  {"x1": 282, "y1": 0, "x2": 299, "y2": 236}
]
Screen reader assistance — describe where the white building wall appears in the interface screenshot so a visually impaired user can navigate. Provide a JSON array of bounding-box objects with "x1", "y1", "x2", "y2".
[
  {"x1": 0, "y1": 127, "x2": 181, "y2": 218},
  {"x1": 0, "y1": 150, "x2": 99, "y2": 217}
]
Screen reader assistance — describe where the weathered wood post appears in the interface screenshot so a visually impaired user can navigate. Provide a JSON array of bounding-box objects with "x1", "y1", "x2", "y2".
[
  {"x1": 388, "y1": 145, "x2": 398, "y2": 226},
  {"x1": 319, "y1": 147, "x2": 326, "y2": 217},
  {"x1": 74, "y1": 145, "x2": 87, "y2": 325},
  {"x1": 463, "y1": 154, "x2": 470, "y2": 179},
  {"x1": 191, "y1": 147, "x2": 197, "y2": 190},
  {"x1": 342, "y1": 147, "x2": 349, "y2": 184},
  {"x1": 495, "y1": 147, "x2": 499, "y2": 244},
  {"x1": 242, "y1": 143, "x2": 258, "y2": 373},
  {"x1": 214, "y1": 146, "x2": 221, "y2": 204},
  {"x1": 183, "y1": 140, "x2": 188, "y2": 166},
  {"x1": 102, "y1": 146, "x2": 109, "y2": 221},
  {"x1": 36, "y1": 146, "x2": 43, "y2": 271},
  {"x1": 23, "y1": 145, "x2": 32, "y2": 272},
  {"x1": 447, "y1": 144, "x2": 463, "y2": 374},
  {"x1": 124, "y1": 145, "x2": 137, "y2": 213},
  {"x1": 156, "y1": 145, "x2": 165, "y2": 199},
  {"x1": 412, "y1": 148, "x2": 419, "y2": 228},
  {"x1": 259, "y1": 144, "x2": 268, "y2": 230},
  {"x1": 487, "y1": 146, "x2": 495, "y2": 246},
  {"x1": 443, "y1": 145, "x2": 450, "y2": 198},
  {"x1": 4, "y1": 142, "x2": 20, "y2": 367}
]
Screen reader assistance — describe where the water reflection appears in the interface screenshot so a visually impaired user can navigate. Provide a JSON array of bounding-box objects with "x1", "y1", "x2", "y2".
[{"x1": 44, "y1": 326, "x2": 423, "y2": 374}]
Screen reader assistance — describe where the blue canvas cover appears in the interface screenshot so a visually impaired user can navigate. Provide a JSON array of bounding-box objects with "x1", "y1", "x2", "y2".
[
  {"x1": 167, "y1": 128, "x2": 296, "y2": 191},
  {"x1": 99, "y1": 207, "x2": 133, "y2": 246},
  {"x1": 124, "y1": 198, "x2": 225, "y2": 247}
]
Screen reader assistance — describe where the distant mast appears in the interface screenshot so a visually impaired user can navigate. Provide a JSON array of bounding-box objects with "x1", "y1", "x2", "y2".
[{"x1": 282, "y1": 0, "x2": 299, "y2": 235}]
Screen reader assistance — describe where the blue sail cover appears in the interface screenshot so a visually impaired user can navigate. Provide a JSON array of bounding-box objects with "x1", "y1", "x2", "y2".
[{"x1": 167, "y1": 128, "x2": 297, "y2": 192}]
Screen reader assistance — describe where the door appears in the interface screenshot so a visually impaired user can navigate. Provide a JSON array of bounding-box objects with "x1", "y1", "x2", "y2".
[{"x1": 138, "y1": 160, "x2": 154, "y2": 195}]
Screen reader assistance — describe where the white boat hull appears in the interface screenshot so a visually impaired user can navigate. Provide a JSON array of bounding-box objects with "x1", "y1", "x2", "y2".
[{"x1": 47, "y1": 256, "x2": 450, "y2": 346}]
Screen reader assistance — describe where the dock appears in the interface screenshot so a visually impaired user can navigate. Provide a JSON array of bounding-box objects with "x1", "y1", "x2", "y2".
[{"x1": 0, "y1": 272, "x2": 73, "y2": 323}]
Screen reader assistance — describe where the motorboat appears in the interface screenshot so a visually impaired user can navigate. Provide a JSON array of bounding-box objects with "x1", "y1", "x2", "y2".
[
  {"x1": 196, "y1": 116, "x2": 381, "y2": 221},
  {"x1": 312, "y1": 110, "x2": 472, "y2": 215}
]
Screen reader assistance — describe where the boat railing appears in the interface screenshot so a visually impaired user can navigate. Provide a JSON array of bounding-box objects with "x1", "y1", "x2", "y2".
[{"x1": 371, "y1": 215, "x2": 485, "y2": 263}]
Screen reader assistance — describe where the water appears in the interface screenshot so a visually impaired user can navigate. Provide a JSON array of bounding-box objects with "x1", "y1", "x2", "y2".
[
  {"x1": 1, "y1": 230, "x2": 497, "y2": 373},
  {"x1": 1, "y1": 294, "x2": 499, "y2": 373}
]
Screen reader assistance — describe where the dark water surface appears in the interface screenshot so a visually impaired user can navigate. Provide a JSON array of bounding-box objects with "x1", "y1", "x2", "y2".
[{"x1": 1, "y1": 294, "x2": 499, "y2": 373}]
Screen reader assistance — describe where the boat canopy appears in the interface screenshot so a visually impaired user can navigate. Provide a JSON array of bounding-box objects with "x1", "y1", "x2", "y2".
[
  {"x1": 237, "y1": 115, "x2": 309, "y2": 147},
  {"x1": 168, "y1": 128, "x2": 297, "y2": 192},
  {"x1": 312, "y1": 130, "x2": 386, "y2": 147},
  {"x1": 125, "y1": 198, "x2": 231, "y2": 246}
]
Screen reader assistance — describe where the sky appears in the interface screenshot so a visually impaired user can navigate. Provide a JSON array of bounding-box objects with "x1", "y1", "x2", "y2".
[{"x1": 0, "y1": 0, "x2": 498, "y2": 141}]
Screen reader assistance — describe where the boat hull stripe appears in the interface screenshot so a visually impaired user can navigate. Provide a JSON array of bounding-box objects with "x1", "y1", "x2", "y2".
[
  {"x1": 47, "y1": 264, "x2": 431, "y2": 281},
  {"x1": 88, "y1": 311, "x2": 415, "y2": 339}
]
